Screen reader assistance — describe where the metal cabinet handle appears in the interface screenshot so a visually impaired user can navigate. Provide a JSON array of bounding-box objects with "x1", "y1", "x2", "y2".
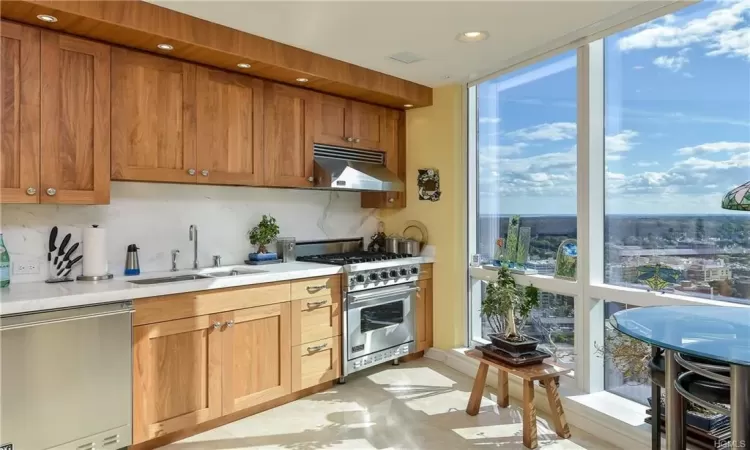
[
  {"x1": 213, "y1": 321, "x2": 222, "y2": 329},
  {"x1": 307, "y1": 300, "x2": 328, "y2": 308},
  {"x1": 354, "y1": 138, "x2": 361, "y2": 143},
  {"x1": 26, "y1": 187, "x2": 36, "y2": 195},
  {"x1": 225, "y1": 320, "x2": 234, "y2": 328},
  {"x1": 201, "y1": 169, "x2": 209, "y2": 176},
  {"x1": 188, "y1": 168, "x2": 196, "y2": 175},
  {"x1": 46, "y1": 187, "x2": 56, "y2": 196},
  {"x1": 346, "y1": 137, "x2": 354, "y2": 142},
  {"x1": 388, "y1": 198, "x2": 394, "y2": 203},
  {"x1": 307, "y1": 342, "x2": 328, "y2": 353},
  {"x1": 307, "y1": 176, "x2": 314, "y2": 182},
  {"x1": 306, "y1": 284, "x2": 327, "y2": 293}
]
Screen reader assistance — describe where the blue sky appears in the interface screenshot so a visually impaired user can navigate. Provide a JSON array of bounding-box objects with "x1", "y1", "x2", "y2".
[{"x1": 477, "y1": 0, "x2": 750, "y2": 216}]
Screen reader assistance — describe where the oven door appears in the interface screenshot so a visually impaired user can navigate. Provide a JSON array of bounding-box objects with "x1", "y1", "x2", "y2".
[{"x1": 346, "y1": 283, "x2": 416, "y2": 361}]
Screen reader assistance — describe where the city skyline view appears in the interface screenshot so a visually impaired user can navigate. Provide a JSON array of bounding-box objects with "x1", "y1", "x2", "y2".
[{"x1": 477, "y1": 0, "x2": 749, "y2": 216}]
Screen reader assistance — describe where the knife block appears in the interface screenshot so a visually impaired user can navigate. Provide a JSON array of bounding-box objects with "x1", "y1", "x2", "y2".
[{"x1": 45, "y1": 259, "x2": 73, "y2": 283}]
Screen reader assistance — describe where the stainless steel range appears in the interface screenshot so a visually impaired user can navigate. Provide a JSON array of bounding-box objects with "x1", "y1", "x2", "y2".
[{"x1": 296, "y1": 239, "x2": 422, "y2": 379}]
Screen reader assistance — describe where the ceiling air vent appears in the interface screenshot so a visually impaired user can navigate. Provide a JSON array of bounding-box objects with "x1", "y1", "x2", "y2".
[{"x1": 387, "y1": 51, "x2": 425, "y2": 64}]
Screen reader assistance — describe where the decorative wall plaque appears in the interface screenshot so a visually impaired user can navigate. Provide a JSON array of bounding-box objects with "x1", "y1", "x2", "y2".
[{"x1": 418, "y1": 169, "x2": 441, "y2": 202}]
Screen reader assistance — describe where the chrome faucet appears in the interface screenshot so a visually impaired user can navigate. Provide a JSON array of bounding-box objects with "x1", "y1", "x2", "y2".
[{"x1": 189, "y1": 225, "x2": 198, "y2": 269}]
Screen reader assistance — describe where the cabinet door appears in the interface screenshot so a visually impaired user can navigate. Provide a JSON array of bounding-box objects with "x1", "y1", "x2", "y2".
[
  {"x1": 292, "y1": 336, "x2": 340, "y2": 392},
  {"x1": 40, "y1": 31, "x2": 110, "y2": 204},
  {"x1": 196, "y1": 67, "x2": 263, "y2": 186},
  {"x1": 313, "y1": 93, "x2": 350, "y2": 147},
  {"x1": 222, "y1": 303, "x2": 291, "y2": 415},
  {"x1": 415, "y1": 279, "x2": 433, "y2": 352},
  {"x1": 132, "y1": 315, "x2": 222, "y2": 444},
  {"x1": 361, "y1": 109, "x2": 405, "y2": 208},
  {"x1": 263, "y1": 83, "x2": 314, "y2": 187},
  {"x1": 350, "y1": 101, "x2": 387, "y2": 151},
  {"x1": 0, "y1": 21, "x2": 40, "y2": 204},
  {"x1": 111, "y1": 48, "x2": 197, "y2": 183}
]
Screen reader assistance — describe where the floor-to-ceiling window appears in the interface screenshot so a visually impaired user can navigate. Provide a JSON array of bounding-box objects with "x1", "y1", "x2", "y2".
[{"x1": 468, "y1": 0, "x2": 749, "y2": 397}]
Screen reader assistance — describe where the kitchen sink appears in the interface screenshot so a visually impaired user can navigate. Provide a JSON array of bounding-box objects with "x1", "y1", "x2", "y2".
[
  {"x1": 129, "y1": 274, "x2": 212, "y2": 285},
  {"x1": 205, "y1": 268, "x2": 266, "y2": 277}
]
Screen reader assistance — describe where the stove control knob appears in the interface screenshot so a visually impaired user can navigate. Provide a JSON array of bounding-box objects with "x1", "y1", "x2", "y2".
[
  {"x1": 356, "y1": 274, "x2": 366, "y2": 283},
  {"x1": 389, "y1": 270, "x2": 398, "y2": 278},
  {"x1": 369, "y1": 273, "x2": 379, "y2": 281},
  {"x1": 410, "y1": 266, "x2": 419, "y2": 275},
  {"x1": 399, "y1": 268, "x2": 408, "y2": 276},
  {"x1": 379, "y1": 271, "x2": 389, "y2": 280}
]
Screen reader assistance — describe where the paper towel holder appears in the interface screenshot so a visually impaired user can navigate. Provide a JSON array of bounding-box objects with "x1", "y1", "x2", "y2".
[{"x1": 76, "y1": 273, "x2": 114, "y2": 281}]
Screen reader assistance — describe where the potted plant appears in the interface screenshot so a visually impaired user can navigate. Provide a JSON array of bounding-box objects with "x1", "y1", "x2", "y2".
[
  {"x1": 247, "y1": 214, "x2": 280, "y2": 254},
  {"x1": 481, "y1": 266, "x2": 540, "y2": 354}
]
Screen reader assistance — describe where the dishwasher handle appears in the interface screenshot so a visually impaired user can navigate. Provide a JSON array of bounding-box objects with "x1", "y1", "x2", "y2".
[{"x1": 1, "y1": 302, "x2": 134, "y2": 331}]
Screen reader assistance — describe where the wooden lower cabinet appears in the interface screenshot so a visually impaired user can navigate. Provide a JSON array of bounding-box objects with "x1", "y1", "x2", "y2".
[
  {"x1": 132, "y1": 314, "x2": 223, "y2": 443},
  {"x1": 416, "y1": 278, "x2": 434, "y2": 352},
  {"x1": 292, "y1": 336, "x2": 341, "y2": 391},
  {"x1": 221, "y1": 303, "x2": 291, "y2": 415}
]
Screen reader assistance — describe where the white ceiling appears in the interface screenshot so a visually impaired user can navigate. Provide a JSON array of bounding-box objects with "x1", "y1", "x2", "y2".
[{"x1": 149, "y1": 0, "x2": 677, "y2": 87}]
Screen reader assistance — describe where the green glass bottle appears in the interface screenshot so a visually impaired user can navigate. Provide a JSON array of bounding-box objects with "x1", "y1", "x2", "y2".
[{"x1": 0, "y1": 233, "x2": 9, "y2": 288}]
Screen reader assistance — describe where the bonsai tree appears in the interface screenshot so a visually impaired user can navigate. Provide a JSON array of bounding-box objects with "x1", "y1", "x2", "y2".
[
  {"x1": 247, "y1": 214, "x2": 280, "y2": 254},
  {"x1": 481, "y1": 266, "x2": 540, "y2": 341}
]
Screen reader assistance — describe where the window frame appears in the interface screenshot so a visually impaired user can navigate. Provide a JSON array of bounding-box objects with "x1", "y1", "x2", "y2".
[{"x1": 466, "y1": 38, "x2": 745, "y2": 395}]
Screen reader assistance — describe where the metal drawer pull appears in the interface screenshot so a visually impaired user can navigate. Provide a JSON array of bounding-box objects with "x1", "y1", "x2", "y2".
[
  {"x1": 307, "y1": 300, "x2": 328, "y2": 308},
  {"x1": 306, "y1": 284, "x2": 327, "y2": 293},
  {"x1": 225, "y1": 320, "x2": 234, "y2": 327},
  {"x1": 213, "y1": 321, "x2": 222, "y2": 329},
  {"x1": 307, "y1": 343, "x2": 328, "y2": 353}
]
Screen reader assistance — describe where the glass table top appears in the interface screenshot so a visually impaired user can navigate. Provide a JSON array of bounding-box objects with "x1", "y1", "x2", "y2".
[{"x1": 611, "y1": 305, "x2": 750, "y2": 366}]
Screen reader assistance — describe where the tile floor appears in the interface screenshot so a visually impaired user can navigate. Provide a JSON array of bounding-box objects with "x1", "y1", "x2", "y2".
[{"x1": 165, "y1": 358, "x2": 618, "y2": 449}]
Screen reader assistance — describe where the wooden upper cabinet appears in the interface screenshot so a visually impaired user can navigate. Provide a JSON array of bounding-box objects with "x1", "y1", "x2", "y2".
[
  {"x1": 111, "y1": 48, "x2": 197, "y2": 184},
  {"x1": 39, "y1": 31, "x2": 110, "y2": 204},
  {"x1": 0, "y1": 21, "x2": 40, "y2": 204},
  {"x1": 221, "y1": 303, "x2": 291, "y2": 415},
  {"x1": 313, "y1": 94, "x2": 349, "y2": 147},
  {"x1": 196, "y1": 67, "x2": 263, "y2": 186},
  {"x1": 264, "y1": 83, "x2": 314, "y2": 187},
  {"x1": 350, "y1": 101, "x2": 387, "y2": 151},
  {"x1": 361, "y1": 109, "x2": 405, "y2": 208},
  {"x1": 132, "y1": 315, "x2": 222, "y2": 444}
]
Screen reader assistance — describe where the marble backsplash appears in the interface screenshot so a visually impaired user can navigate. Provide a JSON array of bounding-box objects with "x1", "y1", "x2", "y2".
[{"x1": 0, "y1": 182, "x2": 378, "y2": 283}]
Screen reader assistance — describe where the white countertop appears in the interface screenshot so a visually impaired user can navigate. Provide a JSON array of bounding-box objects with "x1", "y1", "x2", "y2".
[{"x1": 0, "y1": 257, "x2": 435, "y2": 316}]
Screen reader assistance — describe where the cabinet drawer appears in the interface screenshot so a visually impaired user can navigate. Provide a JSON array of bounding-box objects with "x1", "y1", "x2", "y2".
[
  {"x1": 418, "y1": 264, "x2": 433, "y2": 281},
  {"x1": 133, "y1": 282, "x2": 290, "y2": 326},
  {"x1": 290, "y1": 276, "x2": 341, "y2": 301},
  {"x1": 291, "y1": 297, "x2": 340, "y2": 346},
  {"x1": 292, "y1": 337, "x2": 340, "y2": 392}
]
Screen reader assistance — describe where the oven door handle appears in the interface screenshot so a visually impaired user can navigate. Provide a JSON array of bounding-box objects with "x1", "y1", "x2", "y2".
[{"x1": 349, "y1": 286, "x2": 419, "y2": 305}]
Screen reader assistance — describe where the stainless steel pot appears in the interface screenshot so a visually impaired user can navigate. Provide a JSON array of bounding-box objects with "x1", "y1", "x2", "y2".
[
  {"x1": 399, "y1": 238, "x2": 421, "y2": 256},
  {"x1": 385, "y1": 236, "x2": 401, "y2": 254}
]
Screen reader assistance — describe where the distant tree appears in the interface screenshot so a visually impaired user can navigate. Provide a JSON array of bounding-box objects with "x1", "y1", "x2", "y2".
[{"x1": 709, "y1": 279, "x2": 733, "y2": 297}]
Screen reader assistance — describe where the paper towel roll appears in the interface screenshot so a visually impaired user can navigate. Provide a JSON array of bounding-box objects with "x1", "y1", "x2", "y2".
[{"x1": 82, "y1": 225, "x2": 108, "y2": 276}]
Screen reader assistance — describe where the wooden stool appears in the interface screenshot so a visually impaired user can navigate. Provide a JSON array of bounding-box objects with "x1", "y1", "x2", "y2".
[{"x1": 464, "y1": 349, "x2": 572, "y2": 449}]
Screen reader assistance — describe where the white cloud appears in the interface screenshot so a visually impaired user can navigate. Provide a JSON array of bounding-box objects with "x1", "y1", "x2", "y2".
[
  {"x1": 479, "y1": 143, "x2": 527, "y2": 157},
  {"x1": 653, "y1": 54, "x2": 689, "y2": 71},
  {"x1": 683, "y1": 72, "x2": 695, "y2": 78},
  {"x1": 617, "y1": 0, "x2": 750, "y2": 60},
  {"x1": 479, "y1": 117, "x2": 502, "y2": 124},
  {"x1": 634, "y1": 161, "x2": 659, "y2": 167},
  {"x1": 506, "y1": 122, "x2": 576, "y2": 141},
  {"x1": 605, "y1": 130, "x2": 639, "y2": 160},
  {"x1": 676, "y1": 141, "x2": 750, "y2": 155},
  {"x1": 633, "y1": 65, "x2": 645, "y2": 70}
]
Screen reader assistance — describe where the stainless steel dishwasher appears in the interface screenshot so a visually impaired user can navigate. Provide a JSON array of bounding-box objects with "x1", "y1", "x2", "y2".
[{"x1": 1, "y1": 301, "x2": 133, "y2": 450}]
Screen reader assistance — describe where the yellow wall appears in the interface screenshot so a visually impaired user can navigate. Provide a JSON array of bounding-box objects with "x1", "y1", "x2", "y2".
[{"x1": 380, "y1": 85, "x2": 466, "y2": 349}]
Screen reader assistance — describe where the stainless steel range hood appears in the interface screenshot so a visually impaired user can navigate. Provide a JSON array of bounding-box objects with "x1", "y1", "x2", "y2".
[{"x1": 312, "y1": 144, "x2": 404, "y2": 192}]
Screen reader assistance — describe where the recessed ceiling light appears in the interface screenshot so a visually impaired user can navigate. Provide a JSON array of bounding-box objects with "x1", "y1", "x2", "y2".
[
  {"x1": 237, "y1": 63, "x2": 252, "y2": 69},
  {"x1": 456, "y1": 31, "x2": 489, "y2": 43},
  {"x1": 404, "y1": 104, "x2": 413, "y2": 108},
  {"x1": 157, "y1": 43, "x2": 174, "y2": 51},
  {"x1": 296, "y1": 77, "x2": 309, "y2": 83},
  {"x1": 37, "y1": 14, "x2": 58, "y2": 23}
]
